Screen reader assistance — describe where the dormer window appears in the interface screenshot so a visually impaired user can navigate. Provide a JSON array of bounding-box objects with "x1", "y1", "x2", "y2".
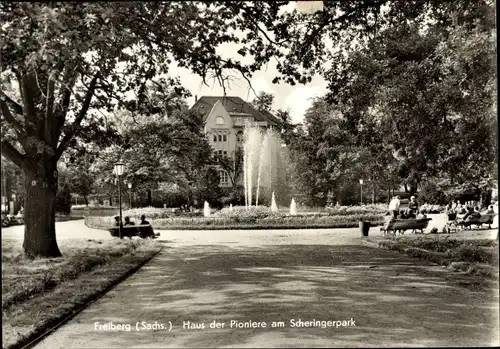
[{"x1": 216, "y1": 116, "x2": 225, "y2": 125}]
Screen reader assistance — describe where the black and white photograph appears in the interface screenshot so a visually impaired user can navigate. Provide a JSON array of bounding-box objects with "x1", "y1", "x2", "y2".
[{"x1": 1, "y1": 1, "x2": 498, "y2": 348}]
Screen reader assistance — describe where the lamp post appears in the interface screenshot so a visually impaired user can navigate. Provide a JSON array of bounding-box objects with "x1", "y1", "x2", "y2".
[
  {"x1": 359, "y1": 179, "x2": 363, "y2": 206},
  {"x1": 114, "y1": 162, "x2": 124, "y2": 239},
  {"x1": 128, "y1": 182, "x2": 132, "y2": 209}
]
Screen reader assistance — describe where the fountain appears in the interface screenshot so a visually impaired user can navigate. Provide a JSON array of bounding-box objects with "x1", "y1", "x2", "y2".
[
  {"x1": 229, "y1": 203, "x2": 233, "y2": 211},
  {"x1": 242, "y1": 122, "x2": 289, "y2": 208},
  {"x1": 271, "y1": 192, "x2": 278, "y2": 212},
  {"x1": 290, "y1": 197, "x2": 297, "y2": 216},
  {"x1": 204, "y1": 201, "x2": 211, "y2": 217}
]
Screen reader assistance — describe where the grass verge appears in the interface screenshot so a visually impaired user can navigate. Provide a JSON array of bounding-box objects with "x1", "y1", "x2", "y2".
[
  {"x1": 1, "y1": 238, "x2": 162, "y2": 349},
  {"x1": 366, "y1": 235, "x2": 499, "y2": 279}
]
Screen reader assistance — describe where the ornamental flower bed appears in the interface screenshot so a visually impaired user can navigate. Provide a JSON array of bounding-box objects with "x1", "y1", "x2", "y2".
[{"x1": 85, "y1": 208, "x2": 384, "y2": 231}]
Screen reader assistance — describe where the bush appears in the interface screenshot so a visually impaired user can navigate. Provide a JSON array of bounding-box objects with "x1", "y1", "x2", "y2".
[
  {"x1": 418, "y1": 181, "x2": 448, "y2": 205},
  {"x1": 449, "y1": 244, "x2": 492, "y2": 264},
  {"x1": 85, "y1": 211, "x2": 385, "y2": 230},
  {"x1": 55, "y1": 185, "x2": 72, "y2": 215},
  {"x1": 214, "y1": 206, "x2": 272, "y2": 220},
  {"x1": 122, "y1": 207, "x2": 171, "y2": 219}
]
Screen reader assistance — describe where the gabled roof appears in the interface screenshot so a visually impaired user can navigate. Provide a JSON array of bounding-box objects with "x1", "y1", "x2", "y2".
[{"x1": 190, "y1": 96, "x2": 281, "y2": 126}]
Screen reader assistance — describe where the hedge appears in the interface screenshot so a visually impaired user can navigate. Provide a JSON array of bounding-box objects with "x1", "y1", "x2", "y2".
[{"x1": 85, "y1": 213, "x2": 385, "y2": 231}]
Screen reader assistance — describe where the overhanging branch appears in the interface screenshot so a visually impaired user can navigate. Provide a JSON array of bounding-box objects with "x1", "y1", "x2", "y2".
[
  {"x1": 1, "y1": 141, "x2": 26, "y2": 168},
  {"x1": 0, "y1": 91, "x2": 23, "y2": 115},
  {"x1": 0, "y1": 96, "x2": 27, "y2": 149},
  {"x1": 55, "y1": 74, "x2": 99, "y2": 160}
]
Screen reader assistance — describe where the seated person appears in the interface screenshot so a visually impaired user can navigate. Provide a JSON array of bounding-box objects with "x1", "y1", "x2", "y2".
[
  {"x1": 124, "y1": 216, "x2": 135, "y2": 226},
  {"x1": 416, "y1": 209, "x2": 427, "y2": 220},
  {"x1": 122, "y1": 216, "x2": 138, "y2": 238},
  {"x1": 408, "y1": 196, "x2": 419, "y2": 212},
  {"x1": 110, "y1": 216, "x2": 123, "y2": 237},
  {"x1": 399, "y1": 210, "x2": 407, "y2": 219},
  {"x1": 138, "y1": 214, "x2": 158, "y2": 238},
  {"x1": 483, "y1": 205, "x2": 495, "y2": 214},
  {"x1": 463, "y1": 206, "x2": 475, "y2": 220},
  {"x1": 421, "y1": 203, "x2": 430, "y2": 213},
  {"x1": 405, "y1": 209, "x2": 416, "y2": 219},
  {"x1": 468, "y1": 207, "x2": 481, "y2": 220}
]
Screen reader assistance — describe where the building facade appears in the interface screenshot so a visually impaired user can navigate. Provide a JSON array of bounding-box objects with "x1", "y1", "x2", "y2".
[{"x1": 190, "y1": 96, "x2": 280, "y2": 188}]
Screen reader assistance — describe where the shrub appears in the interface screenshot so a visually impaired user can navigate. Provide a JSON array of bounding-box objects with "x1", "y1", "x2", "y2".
[
  {"x1": 451, "y1": 244, "x2": 492, "y2": 264},
  {"x1": 122, "y1": 207, "x2": 171, "y2": 219},
  {"x1": 418, "y1": 181, "x2": 448, "y2": 205},
  {"x1": 85, "y1": 211, "x2": 385, "y2": 230},
  {"x1": 55, "y1": 185, "x2": 72, "y2": 215},
  {"x1": 214, "y1": 206, "x2": 272, "y2": 220}
]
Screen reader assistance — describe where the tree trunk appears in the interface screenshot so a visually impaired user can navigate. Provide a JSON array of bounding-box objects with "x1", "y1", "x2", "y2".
[
  {"x1": 84, "y1": 195, "x2": 88, "y2": 206},
  {"x1": 22, "y1": 162, "x2": 62, "y2": 258},
  {"x1": 409, "y1": 181, "x2": 418, "y2": 196},
  {"x1": 147, "y1": 189, "x2": 152, "y2": 206}
]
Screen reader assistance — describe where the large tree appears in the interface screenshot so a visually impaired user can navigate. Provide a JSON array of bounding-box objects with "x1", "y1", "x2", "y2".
[
  {"x1": 0, "y1": 1, "x2": 292, "y2": 257},
  {"x1": 323, "y1": 9, "x2": 496, "y2": 197}
]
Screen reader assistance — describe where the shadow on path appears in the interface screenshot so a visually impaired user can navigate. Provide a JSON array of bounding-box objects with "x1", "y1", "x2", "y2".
[{"x1": 35, "y1": 244, "x2": 499, "y2": 348}]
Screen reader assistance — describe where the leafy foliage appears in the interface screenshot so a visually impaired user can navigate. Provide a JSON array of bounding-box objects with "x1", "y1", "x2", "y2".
[{"x1": 418, "y1": 181, "x2": 448, "y2": 205}]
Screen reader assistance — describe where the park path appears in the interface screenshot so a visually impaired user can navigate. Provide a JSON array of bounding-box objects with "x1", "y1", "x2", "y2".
[{"x1": 23, "y1": 222, "x2": 499, "y2": 348}]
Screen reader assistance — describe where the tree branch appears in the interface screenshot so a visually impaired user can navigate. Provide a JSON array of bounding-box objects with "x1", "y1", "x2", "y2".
[
  {"x1": 0, "y1": 90, "x2": 23, "y2": 115},
  {"x1": 0, "y1": 92, "x2": 28, "y2": 149},
  {"x1": 51, "y1": 65, "x2": 79, "y2": 149},
  {"x1": 299, "y1": 0, "x2": 389, "y2": 56},
  {"x1": 1, "y1": 140, "x2": 26, "y2": 169},
  {"x1": 19, "y1": 72, "x2": 37, "y2": 136},
  {"x1": 55, "y1": 74, "x2": 99, "y2": 160},
  {"x1": 44, "y1": 70, "x2": 57, "y2": 145}
]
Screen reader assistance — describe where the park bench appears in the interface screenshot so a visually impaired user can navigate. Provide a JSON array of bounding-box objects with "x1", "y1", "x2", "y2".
[
  {"x1": 108, "y1": 224, "x2": 159, "y2": 239},
  {"x1": 382, "y1": 218, "x2": 432, "y2": 235},
  {"x1": 457, "y1": 213, "x2": 496, "y2": 230}
]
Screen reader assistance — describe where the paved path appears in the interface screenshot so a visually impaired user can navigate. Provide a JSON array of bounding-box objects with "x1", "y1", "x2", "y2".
[{"x1": 17, "y1": 221, "x2": 498, "y2": 348}]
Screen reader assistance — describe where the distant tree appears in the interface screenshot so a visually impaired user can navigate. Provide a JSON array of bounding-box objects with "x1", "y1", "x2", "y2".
[{"x1": 252, "y1": 91, "x2": 275, "y2": 113}]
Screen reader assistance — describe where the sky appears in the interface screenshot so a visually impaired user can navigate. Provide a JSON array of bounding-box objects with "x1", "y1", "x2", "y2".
[
  {"x1": 170, "y1": 1, "x2": 329, "y2": 125},
  {"x1": 171, "y1": 61, "x2": 328, "y2": 125}
]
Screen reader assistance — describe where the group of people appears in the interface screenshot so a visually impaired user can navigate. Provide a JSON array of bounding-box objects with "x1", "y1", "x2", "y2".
[
  {"x1": 388, "y1": 195, "x2": 426, "y2": 220},
  {"x1": 445, "y1": 201, "x2": 495, "y2": 220},
  {"x1": 388, "y1": 195, "x2": 496, "y2": 222},
  {"x1": 113, "y1": 214, "x2": 158, "y2": 239}
]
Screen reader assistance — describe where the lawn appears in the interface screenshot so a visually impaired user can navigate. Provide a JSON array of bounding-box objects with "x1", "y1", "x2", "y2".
[
  {"x1": 2, "y1": 237, "x2": 163, "y2": 349},
  {"x1": 366, "y1": 233, "x2": 499, "y2": 279}
]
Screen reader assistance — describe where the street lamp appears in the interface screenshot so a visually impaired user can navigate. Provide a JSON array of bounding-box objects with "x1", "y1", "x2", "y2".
[
  {"x1": 127, "y1": 182, "x2": 132, "y2": 209},
  {"x1": 359, "y1": 179, "x2": 364, "y2": 205},
  {"x1": 114, "y1": 162, "x2": 124, "y2": 239}
]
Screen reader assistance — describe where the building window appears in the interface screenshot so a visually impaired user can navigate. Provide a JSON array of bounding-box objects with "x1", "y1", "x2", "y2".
[
  {"x1": 219, "y1": 170, "x2": 229, "y2": 185},
  {"x1": 216, "y1": 116, "x2": 225, "y2": 125},
  {"x1": 223, "y1": 134, "x2": 227, "y2": 142},
  {"x1": 213, "y1": 135, "x2": 217, "y2": 142},
  {"x1": 218, "y1": 135, "x2": 222, "y2": 142}
]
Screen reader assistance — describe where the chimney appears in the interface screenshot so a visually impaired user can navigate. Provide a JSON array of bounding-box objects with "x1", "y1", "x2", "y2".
[{"x1": 195, "y1": 95, "x2": 198, "y2": 102}]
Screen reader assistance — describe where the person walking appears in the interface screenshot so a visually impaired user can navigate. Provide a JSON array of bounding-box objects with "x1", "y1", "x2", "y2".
[{"x1": 389, "y1": 196, "x2": 401, "y2": 219}]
